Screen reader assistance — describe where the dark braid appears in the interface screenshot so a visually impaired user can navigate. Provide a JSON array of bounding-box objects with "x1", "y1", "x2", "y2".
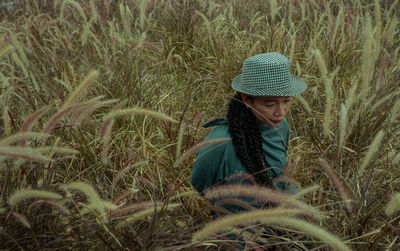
[{"x1": 226, "y1": 92, "x2": 273, "y2": 187}]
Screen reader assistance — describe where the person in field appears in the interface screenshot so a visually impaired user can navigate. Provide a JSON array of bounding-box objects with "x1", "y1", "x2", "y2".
[{"x1": 191, "y1": 52, "x2": 307, "y2": 213}]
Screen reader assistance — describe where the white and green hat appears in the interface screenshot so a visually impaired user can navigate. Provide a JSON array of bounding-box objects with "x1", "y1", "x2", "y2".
[{"x1": 232, "y1": 52, "x2": 307, "y2": 96}]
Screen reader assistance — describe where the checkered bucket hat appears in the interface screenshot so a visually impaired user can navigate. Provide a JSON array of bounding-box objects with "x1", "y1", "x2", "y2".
[{"x1": 232, "y1": 52, "x2": 307, "y2": 96}]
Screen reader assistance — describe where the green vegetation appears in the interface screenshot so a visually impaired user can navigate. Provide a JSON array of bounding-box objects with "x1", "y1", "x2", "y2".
[{"x1": 1, "y1": 0, "x2": 399, "y2": 249}]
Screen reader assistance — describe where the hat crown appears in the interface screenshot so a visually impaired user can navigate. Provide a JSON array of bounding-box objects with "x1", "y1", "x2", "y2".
[
  {"x1": 240, "y1": 53, "x2": 290, "y2": 90},
  {"x1": 231, "y1": 52, "x2": 306, "y2": 97}
]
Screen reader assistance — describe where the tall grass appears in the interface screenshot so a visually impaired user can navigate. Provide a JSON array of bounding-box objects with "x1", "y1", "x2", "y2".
[{"x1": 0, "y1": 0, "x2": 399, "y2": 249}]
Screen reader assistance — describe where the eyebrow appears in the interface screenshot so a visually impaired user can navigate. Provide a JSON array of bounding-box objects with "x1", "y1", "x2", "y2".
[{"x1": 263, "y1": 97, "x2": 291, "y2": 102}]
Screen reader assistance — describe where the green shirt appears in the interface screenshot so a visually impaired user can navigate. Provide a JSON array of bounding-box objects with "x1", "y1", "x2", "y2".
[{"x1": 191, "y1": 117, "x2": 290, "y2": 194}]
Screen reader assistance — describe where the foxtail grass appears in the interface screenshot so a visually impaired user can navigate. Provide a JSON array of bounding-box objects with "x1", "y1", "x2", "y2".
[
  {"x1": 357, "y1": 130, "x2": 385, "y2": 177},
  {"x1": 11, "y1": 212, "x2": 31, "y2": 229},
  {"x1": 8, "y1": 189, "x2": 62, "y2": 206},
  {"x1": 385, "y1": 193, "x2": 400, "y2": 216},
  {"x1": 28, "y1": 199, "x2": 69, "y2": 215},
  {"x1": 174, "y1": 138, "x2": 231, "y2": 167},
  {"x1": 205, "y1": 184, "x2": 325, "y2": 220},
  {"x1": 0, "y1": 132, "x2": 49, "y2": 146},
  {"x1": 320, "y1": 159, "x2": 353, "y2": 210},
  {"x1": 62, "y1": 182, "x2": 106, "y2": 220},
  {"x1": 0, "y1": 146, "x2": 52, "y2": 163},
  {"x1": 192, "y1": 208, "x2": 303, "y2": 242},
  {"x1": 62, "y1": 70, "x2": 99, "y2": 109}
]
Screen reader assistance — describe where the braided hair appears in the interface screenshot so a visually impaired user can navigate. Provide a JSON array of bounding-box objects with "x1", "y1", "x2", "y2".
[{"x1": 226, "y1": 92, "x2": 273, "y2": 187}]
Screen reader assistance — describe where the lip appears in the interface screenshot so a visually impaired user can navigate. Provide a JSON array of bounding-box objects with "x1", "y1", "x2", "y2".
[{"x1": 271, "y1": 120, "x2": 282, "y2": 125}]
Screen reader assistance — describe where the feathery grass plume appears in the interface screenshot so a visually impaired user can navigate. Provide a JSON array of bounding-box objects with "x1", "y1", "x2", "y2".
[
  {"x1": 262, "y1": 217, "x2": 352, "y2": 251},
  {"x1": 2, "y1": 108, "x2": 11, "y2": 135},
  {"x1": 79, "y1": 200, "x2": 119, "y2": 216},
  {"x1": 385, "y1": 193, "x2": 400, "y2": 216},
  {"x1": 192, "y1": 208, "x2": 303, "y2": 242},
  {"x1": 292, "y1": 185, "x2": 320, "y2": 199},
  {"x1": 175, "y1": 123, "x2": 186, "y2": 160},
  {"x1": 117, "y1": 203, "x2": 182, "y2": 228},
  {"x1": 60, "y1": 0, "x2": 87, "y2": 22},
  {"x1": 389, "y1": 98, "x2": 400, "y2": 124},
  {"x1": 314, "y1": 49, "x2": 328, "y2": 79},
  {"x1": 11, "y1": 51, "x2": 28, "y2": 77},
  {"x1": 8, "y1": 189, "x2": 62, "y2": 206},
  {"x1": 89, "y1": 0, "x2": 98, "y2": 22},
  {"x1": 62, "y1": 70, "x2": 99, "y2": 109},
  {"x1": 62, "y1": 182, "x2": 106, "y2": 220},
  {"x1": 330, "y1": 6, "x2": 343, "y2": 49},
  {"x1": 174, "y1": 138, "x2": 231, "y2": 167},
  {"x1": 370, "y1": 91, "x2": 400, "y2": 114},
  {"x1": 295, "y1": 95, "x2": 312, "y2": 115},
  {"x1": 168, "y1": 191, "x2": 200, "y2": 201},
  {"x1": 100, "y1": 100, "x2": 127, "y2": 163},
  {"x1": 374, "y1": 0, "x2": 381, "y2": 55},
  {"x1": 105, "y1": 107, "x2": 178, "y2": 123},
  {"x1": 36, "y1": 146, "x2": 79, "y2": 156},
  {"x1": 361, "y1": 15, "x2": 374, "y2": 102},
  {"x1": 119, "y1": 3, "x2": 132, "y2": 33},
  {"x1": 71, "y1": 99, "x2": 118, "y2": 123},
  {"x1": 11, "y1": 212, "x2": 31, "y2": 229},
  {"x1": 320, "y1": 159, "x2": 353, "y2": 210},
  {"x1": 358, "y1": 130, "x2": 384, "y2": 177},
  {"x1": 109, "y1": 202, "x2": 162, "y2": 219},
  {"x1": 20, "y1": 106, "x2": 49, "y2": 133},
  {"x1": 139, "y1": 0, "x2": 148, "y2": 29},
  {"x1": 112, "y1": 161, "x2": 148, "y2": 188},
  {"x1": 288, "y1": 34, "x2": 296, "y2": 64},
  {"x1": 28, "y1": 199, "x2": 69, "y2": 215},
  {"x1": 270, "y1": 0, "x2": 277, "y2": 23},
  {"x1": 205, "y1": 184, "x2": 325, "y2": 220},
  {"x1": 0, "y1": 45, "x2": 14, "y2": 60},
  {"x1": 339, "y1": 104, "x2": 348, "y2": 147},
  {"x1": 43, "y1": 106, "x2": 74, "y2": 133},
  {"x1": 0, "y1": 146, "x2": 52, "y2": 163},
  {"x1": 9, "y1": 31, "x2": 28, "y2": 66},
  {"x1": 100, "y1": 118, "x2": 114, "y2": 164},
  {"x1": 0, "y1": 132, "x2": 49, "y2": 146}
]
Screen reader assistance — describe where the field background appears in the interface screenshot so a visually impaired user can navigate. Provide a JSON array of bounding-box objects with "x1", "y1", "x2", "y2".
[{"x1": 1, "y1": 0, "x2": 399, "y2": 250}]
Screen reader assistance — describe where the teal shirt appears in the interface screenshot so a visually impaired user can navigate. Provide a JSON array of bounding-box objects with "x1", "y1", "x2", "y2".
[{"x1": 191, "y1": 117, "x2": 290, "y2": 194}]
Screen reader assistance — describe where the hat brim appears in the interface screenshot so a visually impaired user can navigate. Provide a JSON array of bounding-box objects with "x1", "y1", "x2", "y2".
[{"x1": 231, "y1": 74, "x2": 307, "y2": 97}]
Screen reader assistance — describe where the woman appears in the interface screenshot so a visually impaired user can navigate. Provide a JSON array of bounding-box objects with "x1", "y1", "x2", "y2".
[{"x1": 191, "y1": 52, "x2": 307, "y2": 213}]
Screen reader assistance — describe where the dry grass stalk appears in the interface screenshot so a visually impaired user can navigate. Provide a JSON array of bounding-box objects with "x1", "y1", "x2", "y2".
[
  {"x1": 358, "y1": 130, "x2": 384, "y2": 177},
  {"x1": 112, "y1": 161, "x2": 148, "y2": 188},
  {"x1": 319, "y1": 159, "x2": 353, "y2": 211},
  {"x1": 0, "y1": 146, "x2": 52, "y2": 163},
  {"x1": 36, "y1": 146, "x2": 79, "y2": 155},
  {"x1": 192, "y1": 208, "x2": 303, "y2": 242},
  {"x1": 174, "y1": 138, "x2": 231, "y2": 167},
  {"x1": 8, "y1": 189, "x2": 62, "y2": 206}
]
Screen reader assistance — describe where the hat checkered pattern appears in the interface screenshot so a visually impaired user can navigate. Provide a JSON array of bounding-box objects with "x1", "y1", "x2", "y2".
[{"x1": 232, "y1": 52, "x2": 307, "y2": 96}]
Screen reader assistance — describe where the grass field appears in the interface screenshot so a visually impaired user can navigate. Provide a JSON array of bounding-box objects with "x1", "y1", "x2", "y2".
[{"x1": 1, "y1": 0, "x2": 399, "y2": 250}]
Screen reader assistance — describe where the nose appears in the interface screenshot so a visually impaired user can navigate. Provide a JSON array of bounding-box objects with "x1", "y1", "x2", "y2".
[{"x1": 274, "y1": 105, "x2": 284, "y2": 117}]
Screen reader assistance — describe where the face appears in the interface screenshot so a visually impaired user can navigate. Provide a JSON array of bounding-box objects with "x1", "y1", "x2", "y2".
[{"x1": 241, "y1": 94, "x2": 292, "y2": 126}]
